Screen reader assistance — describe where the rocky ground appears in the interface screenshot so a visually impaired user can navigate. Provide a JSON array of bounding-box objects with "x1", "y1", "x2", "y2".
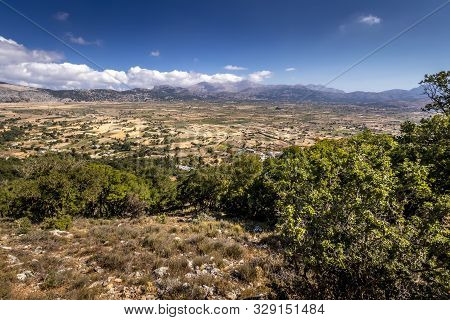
[{"x1": 0, "y1": 215, "x2": 284, "y2": 300}]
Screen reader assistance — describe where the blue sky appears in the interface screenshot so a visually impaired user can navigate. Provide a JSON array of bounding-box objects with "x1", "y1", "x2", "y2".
[{"x1": 0, "y1": 0, "x2": 449, "y2": 91}]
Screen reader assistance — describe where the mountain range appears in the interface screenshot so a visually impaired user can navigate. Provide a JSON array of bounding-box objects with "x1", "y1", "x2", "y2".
[{"x1": 0, "y1": 81, "x2": 427, "y2": 106}]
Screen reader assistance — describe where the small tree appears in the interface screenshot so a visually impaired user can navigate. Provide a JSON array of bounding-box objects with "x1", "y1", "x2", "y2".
[{"x1": 420, "y1": 71, "x2": 449, "y2": 115}]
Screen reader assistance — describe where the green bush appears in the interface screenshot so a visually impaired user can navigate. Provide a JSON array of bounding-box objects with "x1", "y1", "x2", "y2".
[
  {"x1": 177, "y1": 154, "x2": 262, "y2": 215},
  {"x1": 0, "y1": 156, "x2": 155, "y2": 221},
  {"x1": 221, "y1": 155, "x2": 262, "y2": 217},
  {"x1": 42, "y1": 214, "x2": 72, "y2": 231},
  {"x1": 155, "y1": 212, "x2": 167, "y2": 224},
  {"x1": 15, "y1": 217, "x2": 32, "y2": 234},
  {"x1": 177, "y1": 165, "x2": 227, "y2": 210},
  {"x1": 270, "y1": 129, "x2": 449, "y2": 299}
]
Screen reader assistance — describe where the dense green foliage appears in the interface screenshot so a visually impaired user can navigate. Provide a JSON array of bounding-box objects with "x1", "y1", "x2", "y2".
[
  {"x1": 0, "y1": 157, "x2": 155, "y2": 221},
  {"x1": 0, "y1": 72, "x2": 448, "y2": 299},
  {"x1": 178, "y1": 154, "x2": 262, "y2": 214},
  {"x1": 262, "y1": 130, "x2": 448, "y2": 298},
  {"x1": 420, "y1": 71, "x2": 449, "y2": 115}
]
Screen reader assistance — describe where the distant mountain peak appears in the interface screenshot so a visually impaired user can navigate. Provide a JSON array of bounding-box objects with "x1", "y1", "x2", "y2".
[
  {"x1": 0, "y1": 80, "x2": 427, "y2": 105},
  {"x1": 188, "y1": 80, "x2": 261, "y2": 94},
  {"x1": 303, "y1": 84, "x2": 346, "y2": 94}
]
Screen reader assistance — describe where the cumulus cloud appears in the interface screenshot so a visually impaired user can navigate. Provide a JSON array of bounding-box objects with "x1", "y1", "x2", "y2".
[
  {"x1": 358, "y1": 15, "x2": 381, "y2": 25},
  {"x1": 285, "y1": 67, "x2": 296, "y2": 72},
  {"x1": 0, "y1": 36, "x2": 62, "y2": 65},
  {"x1": 0, "y1": 35, "x2": 273, "y2": 90},
  {"x1": 127, "y1": 67, "x2": 243, "y2": 88},
  {"x1": 224, "y1": 65, "x2": 247, "y2": 71},
  {"x1": 0, "y1": 62, "x2": 127, "y2": 89},
  {"x1": 53, "y1": 11, "x2": 69, "y2": 21},
  {"x1": 248, "y1": 70, "x2": 272, "y2": 82},
  {"x1": 66, "y1": 33, "x2": 101, "y2": 46}
]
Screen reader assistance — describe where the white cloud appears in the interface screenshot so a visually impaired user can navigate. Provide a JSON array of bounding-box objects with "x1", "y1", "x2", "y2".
[
  {"x1": 358, "y1": 15, "x2": 381, "y2": 25},
  {"x1": 285, "y1": 67, "x2": 296, "y2": 72},
  {"x1": 0, "y1": 62, "x2": 127, "y2": 89},
  {"x1": 248, "y1": 70, "x2": 272, "y2": 82},
  {"x1": 53, "y1": 12, "x2": 69, "y2": 21},
  {"x1": 0, "y1": 36, "x2": 62, "y2": 65},
  {"x1": 150, "y1": 50, "x2": 160, "y2": 57},
  {"x1": 127, "y1": 67, "x2": 243, "y2": 88},
  {"x1": 0, "y1": 35, "x2": 274, "y2": 90},
  {"x1": 66, "y1": 33, "x2": 101, "y2": 46},
  {"x1": 224, "y1": 65, "x2": 247, "y2": 71}
]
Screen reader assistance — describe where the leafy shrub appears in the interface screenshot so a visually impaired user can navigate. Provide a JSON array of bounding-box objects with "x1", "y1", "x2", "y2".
[
  {"x1": 177, "y1": 165, "x2": 227, "y2": 210},
  {"x1": 177, "y1": 154, "x2": 262, "y2": 216},
  {"x1": 395, "y1": 114, "x2": 449, "y2": 193},
  {"x1": 221, "y1": 155, "x2": 262, "y2": 216},
  {"x1": 155, "y1": 213, "x2": 167, "y2": 224},
  {"x1": 15, "y1": 217, "x2": 32, "y2": 234},
  {"x1": 234, "y1": 260, "x2": 262, "y2": 283},
  {"x1": 0, "y1": 156, "x2": 154, "y2": 221},
  {"x1": 271, "y1": 130, "x2": 449, "y2": 299},
  {"x1": 42, "y1": 214, "x2": 72, "y2": 231},
  {"x1": 223, "y1": 243, "x2": 244, "y2": 259},
  {"x1": 104, "y1": 156, "x2": 179, "y2": 211}
]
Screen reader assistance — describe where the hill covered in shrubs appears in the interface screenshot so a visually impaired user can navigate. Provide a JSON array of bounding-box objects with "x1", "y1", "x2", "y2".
[{"x1": 0, "y1": 72, "x2": 448, "y2": 299}]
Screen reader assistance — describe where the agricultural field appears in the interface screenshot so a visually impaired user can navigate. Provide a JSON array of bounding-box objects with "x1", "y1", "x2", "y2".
[
  {"x1": 0, "y1": 101, "x2": 423, "y2": 161},
  {"x1": 2, "y1": 98, "x2": 446, "y2": 300}
]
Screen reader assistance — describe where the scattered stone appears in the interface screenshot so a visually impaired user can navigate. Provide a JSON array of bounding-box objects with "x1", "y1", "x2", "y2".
[
  {"x1": 88, "y1": 281, "x2": 101, "y2": 289},
  {"x1": 202, "y1": 285, "x2": 214, "y2": 297},
  {"x1": 49, "y1": 230, "x2": 73, "y2": 238},
  {"x1": 210, "y1": 267, "x2": 221, "y2": 276},
  {"x1": 16, "y1": 270, "x2": 33, "y2": 281},
  {"x1": 154, "y1": 266, "x2": 169, "y2": 277},
  {"x1": 253, "y1": 225, "x2": 263, "y2": 233},
  {"x1": 226, "y1": 291, "x2": 237, "y2": 300},
  {"x1": 0, "y1": 246, "x2": 12, "y2": 250},
  {"x1": 94, "y1": 266, "x2": 104, "y2": 274},
  {"x1": 17, "y1": 274, "x2": 27, "y2": 281},
  {"x1": 114, "y1": 278, "x2": 123, "y2": 283},
  {"x1": 7, "y1": 254, "x2": 19, "y2": 265},
  {"x1": 33, "y1": 246, "x2": 45, "y2": 254},
  {"x1": 56, "y1": 267, "x2": 72, "y2": 274}
]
